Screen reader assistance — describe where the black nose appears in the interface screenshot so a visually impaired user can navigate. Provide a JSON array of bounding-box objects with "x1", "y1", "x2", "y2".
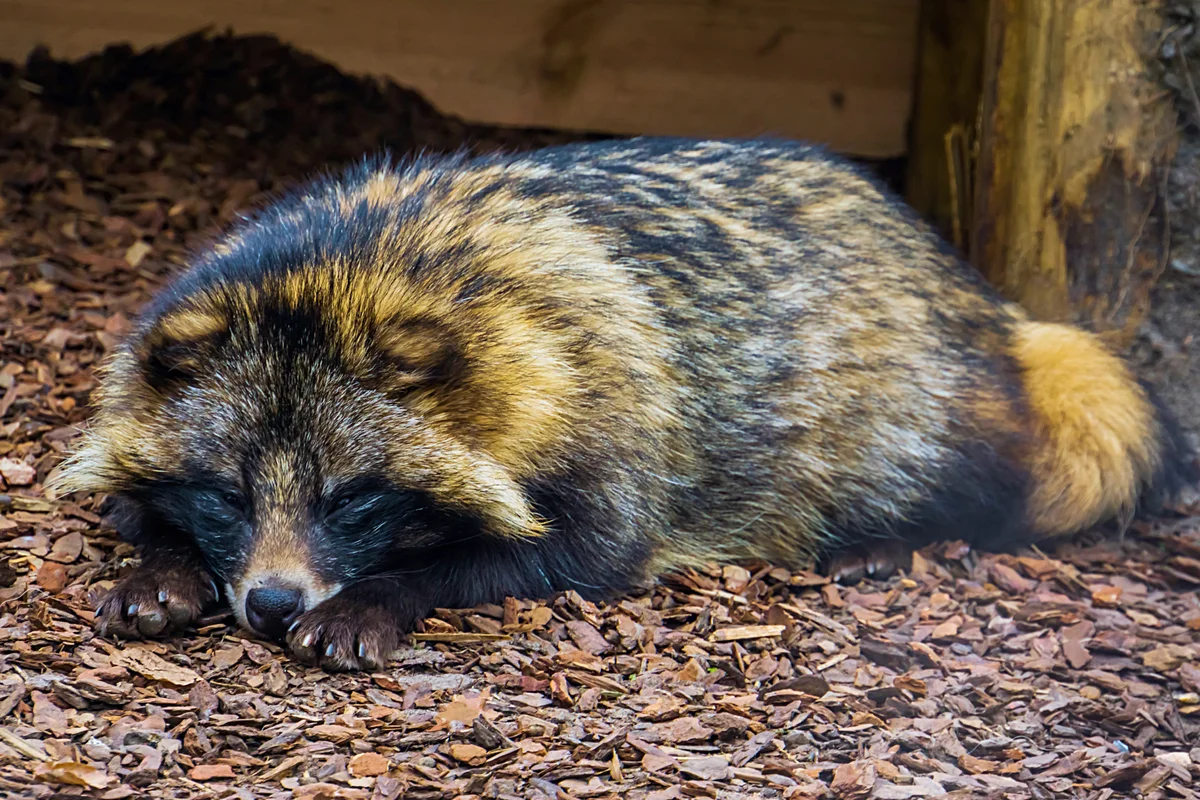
[{"x1": 245, "y1": 584, "x2": 304, "y2": 640}]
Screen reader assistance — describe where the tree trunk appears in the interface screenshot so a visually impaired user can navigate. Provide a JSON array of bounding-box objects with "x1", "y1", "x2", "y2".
[{"x1": 970, "y1": 0, "x2": 1179, "y2": 349}]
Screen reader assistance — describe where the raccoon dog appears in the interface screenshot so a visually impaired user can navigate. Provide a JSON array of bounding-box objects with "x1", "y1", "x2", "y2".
[{"x1": 51, "y1": 138, "x2": 1197, "y2": 670}]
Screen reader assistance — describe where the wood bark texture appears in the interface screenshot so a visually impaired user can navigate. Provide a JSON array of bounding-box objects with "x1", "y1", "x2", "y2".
[{"x1": 972, "y1": 0, "x2": 1179, "y2": 349}]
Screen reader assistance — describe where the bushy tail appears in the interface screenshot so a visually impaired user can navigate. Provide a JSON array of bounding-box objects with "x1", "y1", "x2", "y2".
[{"x1": 1012, "y1": 320, "x2": 1198, "y2": 538}]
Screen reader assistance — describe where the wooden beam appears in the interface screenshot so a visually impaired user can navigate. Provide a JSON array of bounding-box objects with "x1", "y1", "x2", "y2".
[
  {"x1": 971, "y1": 0, "x2": 1179, "y2": 349},
  {"x1": 0, "y1": 0, "x2": 921, "y2": 158},
  {"x1": 904, "y1": 0, "x2": 990, "y2": 248}
]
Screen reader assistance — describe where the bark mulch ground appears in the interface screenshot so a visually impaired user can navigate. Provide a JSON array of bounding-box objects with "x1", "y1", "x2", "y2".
[{"x1": 1, "y1": 33, "x2": 1199, "y2": 800}]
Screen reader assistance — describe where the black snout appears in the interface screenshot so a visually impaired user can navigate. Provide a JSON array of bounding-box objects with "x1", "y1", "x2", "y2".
[{"x1": 245, "y1": 584, "x2": 304, "y2": 640}]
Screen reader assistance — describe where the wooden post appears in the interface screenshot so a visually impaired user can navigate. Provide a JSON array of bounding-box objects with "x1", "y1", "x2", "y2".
[
  {"x1": 904, "y1": 0, "x2": 990, "y2": 249},
  {"x1": 970, "y1": 0, "x2": 1179, "y2": 349}
]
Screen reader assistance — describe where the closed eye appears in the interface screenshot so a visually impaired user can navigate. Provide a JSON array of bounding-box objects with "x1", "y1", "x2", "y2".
[
  {"x1": 133, "y1": 480, "x2": 250, "y2": 561},
  {"x1": 194, "y1": 488, "x2": 247, "y2": 521},
  {"x1": 322, "y1": 487, "x2": 418, "y2": 527},
  {"x1": 324, "y1": 493, "x2": 376, "y2": 525}
]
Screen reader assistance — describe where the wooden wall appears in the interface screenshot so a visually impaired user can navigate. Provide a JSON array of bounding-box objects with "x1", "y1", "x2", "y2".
[{"x1": 0, "y1": 0, "x2": 921, "y2": 159}]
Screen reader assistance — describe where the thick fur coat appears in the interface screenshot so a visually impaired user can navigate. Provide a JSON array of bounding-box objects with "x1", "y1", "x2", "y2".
[{"x1": 51, "y1": 138, "x2": 1197, "y2": 670}]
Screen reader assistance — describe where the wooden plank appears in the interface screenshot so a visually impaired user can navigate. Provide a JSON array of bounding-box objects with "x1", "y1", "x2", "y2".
[
  {"x1": 971, "y1": 0, "x2": 1178, "y2": 348},
  {"x1": 903, "y1": 0, "x2": 989, "y2": 248},
  {"x1": 0, "y1": 0, "x2": 920, "y2": 158}
]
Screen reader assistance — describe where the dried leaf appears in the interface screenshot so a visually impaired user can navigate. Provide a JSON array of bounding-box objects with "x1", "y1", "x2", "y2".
[
  {"x1": 34, "y1": 761, "x2": 113, "y2": 789},
  {"x1": 1126, "y1": 609, "x2": 1160, "y2": 627},
  {"x1": 109, "y1": 645, "x2": 201, "y2": 686},
  {"x1": 549, "y1": 671, "x2": 572, "y2": 704}
]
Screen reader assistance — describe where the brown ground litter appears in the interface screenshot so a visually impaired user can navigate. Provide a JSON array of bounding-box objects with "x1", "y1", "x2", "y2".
[{"x1": 1, "y1": 33, "x2": 1198, "y2": 800}]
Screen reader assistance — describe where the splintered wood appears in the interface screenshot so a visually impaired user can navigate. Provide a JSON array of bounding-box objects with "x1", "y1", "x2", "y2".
[
  {"x1": 0, "y1": 31, "x2": 1198, "y2": 800},
  {"x1": 972, "y1": 0, "x2": 1179, "y2": 348}
]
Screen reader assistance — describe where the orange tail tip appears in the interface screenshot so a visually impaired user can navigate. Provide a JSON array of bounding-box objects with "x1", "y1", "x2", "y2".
[{"x1": 1013, "y1": 320, "x2": 1196, "y2": 537}]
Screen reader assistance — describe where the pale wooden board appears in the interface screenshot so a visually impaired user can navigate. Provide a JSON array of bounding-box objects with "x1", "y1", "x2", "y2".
[{"x1": 0, "y1": 0, "x2": 919, "y2": 157}]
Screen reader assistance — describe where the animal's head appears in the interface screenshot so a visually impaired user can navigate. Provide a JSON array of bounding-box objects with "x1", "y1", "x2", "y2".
[{"x1": 49, "y1": 157, "x2": 590, "y2": 640}]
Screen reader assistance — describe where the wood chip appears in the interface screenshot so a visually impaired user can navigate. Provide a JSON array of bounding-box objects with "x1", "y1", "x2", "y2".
[
  {"x1": 710, "y1": 624, "x2": 786, "y2": 642},
  {"x1": 188, "y1": 764, "x2": 235, "y2": 781},
  {"x1": 409, "y1": 632, "x2": 510, "y2": 643},
  {"x1": 447, "y1": 743, "x2": 488, "y2": 766},
  {"x1": 35, "y1": 561, "x2": 69, "y2": 593},
  {"x1": 109, "y1": 646, "x2": 201, "y2": 687},
  {"x1": 566, "y1": 620, "x2": 612, "y2": 654},
  {"x1": 348, "y1": 752, "x2": 390, "y2": 777},
  {"x1": 831, "y1": 760, "x2": 876, "y2": 799},
  {"x1": 33, "y1": 761, "x2": 113, "y2": 789},
  {"x1": 0, "y1": 458, "x2": 34, "y2": 486}
]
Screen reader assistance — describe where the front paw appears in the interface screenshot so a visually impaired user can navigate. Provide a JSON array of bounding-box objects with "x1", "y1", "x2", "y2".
[
  {"x1": 95, "y1": 561, "x2": 220, "y2": 639},
  {"x1": 285, "y1": 599, "x2": 402, "y2": 672},
  {"x1": 821, "y1": 540, "x2": 914, "y2": 585}
]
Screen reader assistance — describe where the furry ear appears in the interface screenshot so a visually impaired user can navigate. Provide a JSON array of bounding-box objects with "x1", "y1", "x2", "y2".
[
  {"x1": 377, "y1": 318, "x2": 465, "y2": 389},
  {"x1": 137, "y1": 307, "x2": 228, "y2": 389}
]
